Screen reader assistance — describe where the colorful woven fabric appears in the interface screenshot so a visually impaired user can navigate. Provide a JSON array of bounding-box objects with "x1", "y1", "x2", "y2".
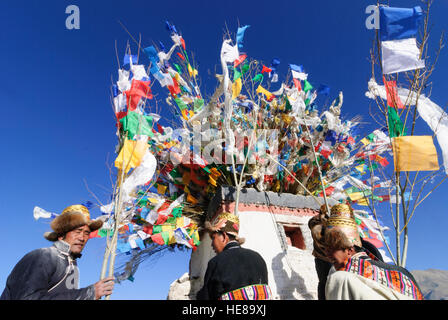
[
  {"x1": 341, "y1": 255, "x2": 423, "y2": 300},
  {"x1": 219, "y1": 284, "x2": 272, "y2": 300}
]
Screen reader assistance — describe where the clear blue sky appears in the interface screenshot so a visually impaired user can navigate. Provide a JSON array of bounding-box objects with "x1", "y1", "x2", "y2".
[{"x1": 0, "y1": 0, "x2": 447, "y2": 299}]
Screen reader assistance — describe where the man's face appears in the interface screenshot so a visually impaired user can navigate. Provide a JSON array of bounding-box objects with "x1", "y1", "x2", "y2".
[
  {"x1": 327, "y1": 247, "x2": 355, "y2": 269},
  {"x1": 60, "y1": 225, "x2": 91, "y2": 254},
  {"x1": 210, "y1": 232, "x2": 228, "y2": 254}
]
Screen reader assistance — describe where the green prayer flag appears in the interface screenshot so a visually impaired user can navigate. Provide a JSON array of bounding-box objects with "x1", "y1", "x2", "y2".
[
  {"x1": 252, "y1": 74, "x2": 264, "y2": 82},
  {"x1": 172, "y1": 207, "x2": 183, "y2": 218},
  {"x1": 174, "y1": 63, "x2": 182, "y2": 74},
  {"x1": 174, "y1": 97, "x2": 188, "y2": 111},
  {"x1": 120, "y1": 111, "x2": 155, "y2": 139},
  {"x1": 241, "y1": 63, "x2": 250, "y2": 74},
  {"x1": 98, "y1": 228, "x2": 114, "y2": 238},
  {"x1": 193, "y1": 98, "x2": 204, "y2": 112},
  {"x1": 233, "y1": 68, "x2": 242, "y2": 81},
  {"x1": 388, "y1": 107, "x2": 406, "y2": 138},
  {"x1": 285, "y1": 98, "x2": 292, "y2": 111},
  {"x1": 153, "y1": 225, "x2": 162, "y2": 234},
  {"x1": 367, "y1": 133, "x2": 376, "y2": 141},
  {"x1": 303, "y1": 80, "x2": 313, "y2": 92},
  {"x1": 161, "y1": 231, "x2": 170, "y2": 244}
]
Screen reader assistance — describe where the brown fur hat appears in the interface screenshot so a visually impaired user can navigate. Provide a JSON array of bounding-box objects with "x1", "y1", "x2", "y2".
[
  {"x1": 205, "y1": 212, "x2": 245, "y2": 245},
  {"x1": 44, "y1": 205, "x2": 103, "y2": 242}
]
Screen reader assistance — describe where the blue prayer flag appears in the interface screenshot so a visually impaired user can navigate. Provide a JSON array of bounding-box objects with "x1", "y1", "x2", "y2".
[
  {"x1": 379, "y1": 6, "x2": 423, "y2": 41},
  {"x1": 123, "y1": 54, "x2": 138, "y2": 66},
  {"x1": 289, "y1": 64, "x2": 304, "y2": 72},
  {"x1": 236, "y1": 25, "x2": 250, "y2": 49}
]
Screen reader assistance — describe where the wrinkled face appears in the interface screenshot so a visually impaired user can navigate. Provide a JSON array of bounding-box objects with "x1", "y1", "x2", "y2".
[
  {"x1": 210, "y1": 232, "x2": 228, "y2": 254},
  {"x1": 60, "y1": 225, "x2": 91, "y2": 254}
]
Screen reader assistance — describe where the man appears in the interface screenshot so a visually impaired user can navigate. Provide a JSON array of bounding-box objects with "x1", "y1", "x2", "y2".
[
  {"x1": 1, "y1": 205, "x2": 114, "y2": 300},
  {"x1": 308, "y1": 204, "x2": 384, "y2": 300},
  {"x1": 323, "y1": 204, "x2": 423, "y2": 300},
  {"x1": 196, "y1": 212, "x2": 271, "y2": 300}
]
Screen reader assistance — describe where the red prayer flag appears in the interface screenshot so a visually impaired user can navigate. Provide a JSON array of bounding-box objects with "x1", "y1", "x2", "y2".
[
  {"x1": 155, "y1": 214, "x2": 168, "y2": 225},
  {"x1": 177, "y1": 52, "x2": 185, "y2": 61},
  {"x1": 383, "y1": 76, "x2": 405, "y2": 109},
  {"x1": 293, "y1": 78, "x2": 302, "y2": 92},
  {"x1": 180, "y1": 37, "x2": 186, "y2": 50},
  {"x1": 124, "y1": 80, "x2": 153, "y2": 111},
  {"x1": 89, "y1": 230, "x2": 100, "y2": 239},
  {"x1": 168, "y1": 77, "x2": 181, "y2": 96},
  {"x1": 151, "y1": 233, "x2": 165, "y2": 245},
  {"x1": 261, "y1": 65, "x2": 272, "y2": 74},
  {"x1": 234, "y1": 54, "x2": 247, "y2": 68}
]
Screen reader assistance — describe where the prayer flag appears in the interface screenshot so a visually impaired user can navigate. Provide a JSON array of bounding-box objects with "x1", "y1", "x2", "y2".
[
  {"x1": 114, "y1": 139, "x2": 148, "y2": 173},
  {"x1": 124, "y1": 80, "x2": 153, "y2": 111},
  {"x1": 392, "y1": 136, "x2": 439, "y2": 172},
  {"x1": 387, "y1": 107, "x2": 406, "y2": 137},
  {"x1": 232, "y1": 78, "x2": 242, "y2": 100},
  {"x1": 261, "y1": 65, "x2": 272, "y2": 74},
  {"x1": 383, "y1": 77, "x2": 405, "y2": 109},
  {"x1": 236, "y1": 25, "x2": 250, "y2": 49},
  {"x1": 234, "y1": 54, "x2": 247, "y2": 68}
]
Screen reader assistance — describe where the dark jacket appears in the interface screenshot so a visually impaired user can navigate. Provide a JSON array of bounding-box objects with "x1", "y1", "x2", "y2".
[
  {"x1": 196, "y1": 241, "x2": 268, "y2": 300},
  {"x1": 1, "y1": 240, "x2": 95, "y2": 300}
]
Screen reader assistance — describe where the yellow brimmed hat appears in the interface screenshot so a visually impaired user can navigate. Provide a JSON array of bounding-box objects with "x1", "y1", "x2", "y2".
[
  {"x1": 43, "y1": 205, "x2": 103, "y2": 242},
  {"x1": 326, "y1": 203, "x2": 361, "y2": 247}
]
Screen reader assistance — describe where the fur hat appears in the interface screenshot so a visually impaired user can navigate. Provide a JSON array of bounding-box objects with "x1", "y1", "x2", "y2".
[
  {"x1": 308, "y1": 204, "x2": 331, "y2": 262},
  {"x1": 44, "y1": 205, "x2": 103, "y2": 242},
  {"x1": 205, "y1": 212, "x2": 245, "y2": 245}
]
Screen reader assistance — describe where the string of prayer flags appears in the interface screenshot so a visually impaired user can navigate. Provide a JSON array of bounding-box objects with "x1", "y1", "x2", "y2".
[{"x1": 392, "y1": 136, "x2": 439, "y2": 172}]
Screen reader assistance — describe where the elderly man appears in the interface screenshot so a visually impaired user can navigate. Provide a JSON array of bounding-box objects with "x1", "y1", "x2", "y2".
[
  {"x1": 1, "y1": 205, "x2": 114, "y2": 300},
  {"x1": 323, "y1": 204, "x2": 423, "y2": 300},
  {"x1": 308, "y1": 204, "x2": 384, "y2": 300},
  {"x1": 196, "y1": 212, "x2": 271, "y2": 300}
]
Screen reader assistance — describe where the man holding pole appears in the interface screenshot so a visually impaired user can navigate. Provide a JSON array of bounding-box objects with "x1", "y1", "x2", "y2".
[{"x1": 1, "y1": 205, "x2": 115, "y2": 300}]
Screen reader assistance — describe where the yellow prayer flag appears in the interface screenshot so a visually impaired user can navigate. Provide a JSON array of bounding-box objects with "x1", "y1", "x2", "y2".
[
  {"x1": 157, "y1": 184, "x2": 167, "y2": 195},
  {"x1": 176, "y1": 217, "x2": 184, "y2": 228},
  {"x1": 256, "y1": 85, "x2": 274, "y2": 101},
  {"x1": 162, "y1": 225, "x2": 173, "y2": 233},
  {"x1": 347, "y1": 192, "x2": 365, "y2": 202},
  {"x1": 187, "y1": 64, "x2": 198, "y2": 78},
  {"x1": 355, "y1": 164, "x2": 365, "y2": 174},
  {"x1": 357, "y1": 198, "x2": 370, "y2": 206},
  {"x1": 360, "y1": 138, "x2": 370, "y2": 146},
  {"x1": 392, "y1": 136, "x2": 439, "y2": 172},
  {"x1": 232, "y1": 77, "x2": 242, "y2": 100},
  {"x1": 114, "y1": 139, "x2": 147, "y2": 173},
  {"x1": 168, "y1": 231, "x2": 177, "y2": 245}
]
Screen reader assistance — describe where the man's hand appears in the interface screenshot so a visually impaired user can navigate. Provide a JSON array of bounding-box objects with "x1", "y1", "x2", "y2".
[{"x1": 94, "y1": 277, "x2": 115, "y2": 300}]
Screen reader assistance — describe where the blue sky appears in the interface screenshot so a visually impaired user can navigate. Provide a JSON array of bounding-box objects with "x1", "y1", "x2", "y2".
[{"x1": 0, "y1": 0, "x2": 447, "y2": 299}]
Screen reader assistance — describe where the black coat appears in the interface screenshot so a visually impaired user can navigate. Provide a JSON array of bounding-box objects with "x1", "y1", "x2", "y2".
[
  {"x1": 1, "y1": 241, "x2": 95, "y2": 300},
  {"x1": 196, "y1": 241, "x2": 268, "y2": 300}
]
